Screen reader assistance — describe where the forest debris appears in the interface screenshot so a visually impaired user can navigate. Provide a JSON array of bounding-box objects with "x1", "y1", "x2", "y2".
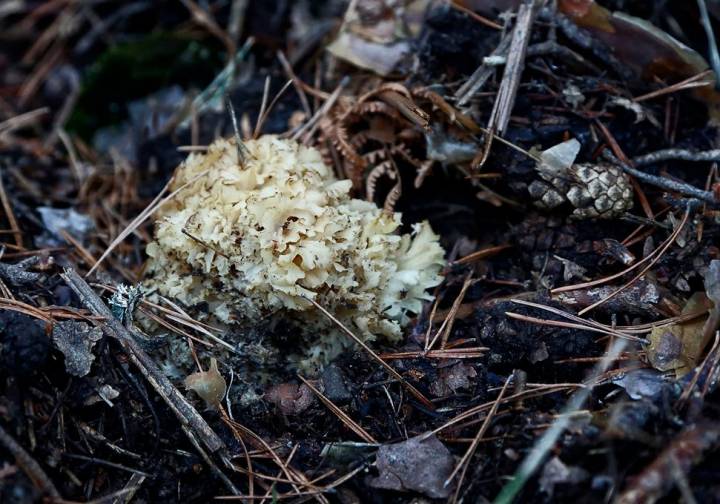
[
  {"x1": 486, "y1": 0, "x2": 539, "y2": 136},
  {"x1": 539, "y1": 456, "x2": 589, "y2": 496},
  {"x1": 592, "y1": 238, "x2": 635, "y2": 265},
  {"x1": 321, "y1": 441, "x2": 378, "y2": 467},
  {"x1": 529, "y1": 139, "x2": 633, "y2": 219},
  {"x1": 265, "y1": 382, "x2": 315, "y2": 416},
  {"x1": 61, "y1": 268, "x2": 228, "y2": 455},
  {"x1": 562, "y1": 84, "x2": 585, "y2": 108},
  {"x1": 607, "y1": 97, "x2": 660, "y2": 126},
  {"x1": 52, "y1": 320, "x2": 103, "y2": 377},
  {"x1": 425, "y1": 127, "x2": 477, "y2": 163},
  {"x1": 184, "y1": 358, "x2": 227, "y2": 409},
  {"x1": 473, "y1": 0, "x2": 538, "y2": 168},
  {"x1": 647, "y1": 293, "x2": 710, "y2": 377},
  {"x1": 327, "y1": 0, "x2": 430, "y2": 76},
  {"x1": 698, "y1": 0, "x2": 720, "y2": 81},
  {"x1": 368, "y1": 433, "x2": 455, "y2": 498},
  {"x1": 0, "y1": 257, "x2": 42, "y2": 287},
  {"x1": 633, "y1": 148, "x2": 720, "y2": 166},
  {"x1": 617, "y1": 423, "x2": 720, "y2": 504},
  {"x1": 554, "y1": 277, "x2": 662, "y2": 315},
  {"x1": 378, "y1": 89, "x2": 429, "y2": 129},
  {"x1": 108, "y1": 284, "x2": 143, "y2": 325},
  {"x1": 603, "y1": 151, "x2": 718, "y2": 205},
  {"x1": 429, "y1": 362, "x2": 477, "y2": 397},
  {"x1": 299, "y1": 375, "x2": 376, "y2": 443},
  {"x1": 455, "y1": 34, "x2": 512, "y2": 106},
  {"x1": 554, "y1": 255, "x2": 588, "y2": 282},
  {"x1": 555, "y1": 0, "x2": 720, "y2": 116},
  {"x1": 611, "y1": 369, "x2": 671, "y2": 401},
  {"x1": 37, "y1": 206, "x2": 93, "y2": 246},
  {"x1": 699, "y1": 260, "x2": 720, "y2": 355},
  {"x1": 85, "y1": 384, "x2": 121, "y2": 406}
]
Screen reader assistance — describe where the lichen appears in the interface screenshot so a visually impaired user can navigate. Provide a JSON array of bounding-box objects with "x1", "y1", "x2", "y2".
[{"x1": 144, "y1": 135, "x2": 445, "y2": 369}]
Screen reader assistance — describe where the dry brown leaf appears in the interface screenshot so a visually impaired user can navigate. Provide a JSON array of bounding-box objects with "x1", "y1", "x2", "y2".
[{"x1": 646, "y1": 292, "x2": 711, "y2": 377}]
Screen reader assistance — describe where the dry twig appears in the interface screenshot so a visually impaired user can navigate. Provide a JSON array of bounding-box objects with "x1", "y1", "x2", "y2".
[
  {"x1": 306, "y1": 297, "x2": 435, "y2": 410},
  {"x1": 298, "y1": 375, "x2": 378, "y2": 444}
]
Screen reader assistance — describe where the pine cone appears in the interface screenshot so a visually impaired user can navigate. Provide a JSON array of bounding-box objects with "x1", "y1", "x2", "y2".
[{"x1": 528, "y1": 162, "x2": 633, "y2": 219}]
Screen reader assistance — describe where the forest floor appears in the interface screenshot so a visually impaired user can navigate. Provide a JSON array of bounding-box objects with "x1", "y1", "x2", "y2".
[{"x1": 2, "y1": 1, "x2": 720, "y2": 502}]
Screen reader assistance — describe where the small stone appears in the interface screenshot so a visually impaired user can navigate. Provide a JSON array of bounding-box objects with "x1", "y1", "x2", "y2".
[{"x1": 321, "y1": 364, "x2": 352, "y2": 403}]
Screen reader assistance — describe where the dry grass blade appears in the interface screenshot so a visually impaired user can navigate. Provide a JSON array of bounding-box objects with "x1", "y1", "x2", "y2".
[
  {"x1": 678, "y1": 332, "x2": 720, "y2": 408},
  {"x1": 380, "y1": 347, "x2": 488, "y2": 359},
  {"x1": 0, "y1": 297, "x2": 55, "y2": 323},
  {"x1": 426, "y1": 272, "x2": 474, "y2": 351},
  {"x1": 452, "y1": 244, "x2": 511, "y2": 266},
  {"x1": 216, "y1": 465, "x2": 364, "y2": 500},
  {"x1": 634, "y1": 69, "x2": 714, "y2": 102},
  {"x1": 426, "y1": 385, "x2": 578, "y2": 439},
  {"x1": 306, "y1": 297, "x2": 435, "y2": 410},
  {"x1": 220, "y1": 415, "x2": 321, "y2": 495},
  {"x1": 551, "y1": 208, "x2": 688, "y2": 295},
  {"x1": 179, "y1": 0, "x2": 235, "y2": 56},
  {"x1": 159, "y1": 296, "x2": 235, "y2": 351},
  {"x1": 86, "y1": 167, "x2": 212, "y2": 277},
  {"x1": 253, "y1": 78, "x2": 293, "y2": 138},
  {"x1": 291, "y1": 77, "x2": 349, "y2": 143},
  {"x1": 276, "y1": 50, "x2": 312, "y2": 116},
  {"x1": 577, "y1": 208, "x2": 689, "y2": 315},
  {"x1": 60, "y1": 229, "x2": 99, "y2": 269},
  {"x1": 508, "y1": 299, "x2": 646, "y2": 342},
  {"x1": 256, "y1": 445, "x2": 298, "y2": 503},
  {"x1": 506, "y1": 312, "x2": 646, "y2": 343},
  {"x1": 298, "y1": 375, "x2": 377, "y2": 443},
  {"x1": 447, "y1": 0, "x2": 502, "y2": 30},
  {"x1": 139, "y1": 306, "x2": 214, "y2": 349}
]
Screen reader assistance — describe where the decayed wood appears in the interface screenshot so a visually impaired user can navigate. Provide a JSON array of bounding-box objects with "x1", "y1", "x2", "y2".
[
  {"x1": 455, "y1": 34, "x2": 512, "y2": 107},
  {"x1": 473, "y1": 0, "x2": 540, "y2": 170},
  {"x1": 487, "y1": 0, "x2": 539, "y2": 136}
]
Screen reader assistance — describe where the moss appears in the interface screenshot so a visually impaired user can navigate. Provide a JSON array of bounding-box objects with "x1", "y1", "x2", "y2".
[{"x1": 68, "y1": 32, "x2": 224, "y2": 139}]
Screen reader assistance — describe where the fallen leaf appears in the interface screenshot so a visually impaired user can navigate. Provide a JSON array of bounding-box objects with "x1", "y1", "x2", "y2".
[
  {"x1": 647, "y1": 292, "x2": 710, "y2": 377},
  {"x1": 265, "y1": 382, "x2": 314, "y2": 415},
  {"x1": 429, "y1": 362, "x2": 477, "y2": 397},
  {"x1": 184, "y1": 358, "x2": 227, "y2": 409},
  {"x1": 327, "y1": 0, "x2": 430, "y2": 76},
  {"x1": 369, "y1": 433, "x2": 455, "y2": 498},
  {"x1": 52, "y1": 320, "x2": 103, "y2": 377},
  {"x1": 539, "y1": 456, "x2": 589, "y2": 496}
]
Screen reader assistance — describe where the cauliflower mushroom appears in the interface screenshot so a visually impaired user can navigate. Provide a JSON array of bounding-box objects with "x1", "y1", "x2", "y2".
[{"x1": 144, "y1": 135, "x2": 445, "y2": 368}]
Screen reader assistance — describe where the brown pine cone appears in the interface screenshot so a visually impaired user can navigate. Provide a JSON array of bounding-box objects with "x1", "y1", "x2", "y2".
[{"x1": 528, "y1": 162, "x2": 633, "y2": 219}]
